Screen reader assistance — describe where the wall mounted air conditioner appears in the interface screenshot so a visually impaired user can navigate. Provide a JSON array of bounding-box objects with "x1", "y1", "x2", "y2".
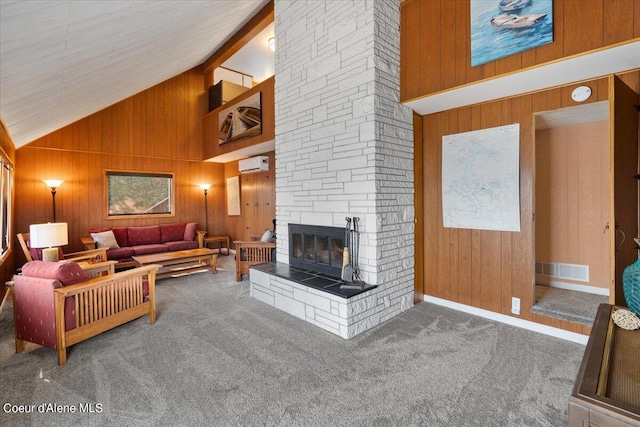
[{"x1": 239, "y1": 156, "x2": 269, "y2": 173}]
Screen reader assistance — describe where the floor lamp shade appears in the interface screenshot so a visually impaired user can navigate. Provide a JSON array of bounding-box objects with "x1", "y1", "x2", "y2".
[{"x1": 29, "y1": 223, "x2": 68, "y2": 262}]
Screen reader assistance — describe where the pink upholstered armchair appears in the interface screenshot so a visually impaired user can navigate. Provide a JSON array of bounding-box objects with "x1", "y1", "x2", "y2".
[{"x1": 13, "y1": 260, "x2": 159, "y2": 365}]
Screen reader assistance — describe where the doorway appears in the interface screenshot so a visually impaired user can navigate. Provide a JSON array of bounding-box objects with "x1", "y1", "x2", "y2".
[{"x1": 532, "y1": 102, "x2": 610, "y2": 325}]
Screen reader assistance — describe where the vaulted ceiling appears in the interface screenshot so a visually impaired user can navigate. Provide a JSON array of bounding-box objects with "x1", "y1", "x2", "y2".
[{"x1": 0, "y1": 0, "x2": 269, "y2": 148}]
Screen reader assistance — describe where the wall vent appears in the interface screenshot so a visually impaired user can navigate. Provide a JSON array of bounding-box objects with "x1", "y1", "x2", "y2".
[{"x1": 535, "y1": 261, "x2": 589, "y2": 282}]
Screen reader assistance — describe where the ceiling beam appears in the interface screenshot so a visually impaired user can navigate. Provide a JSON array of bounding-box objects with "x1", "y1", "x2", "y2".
[{"x1": 200, "y1": 0, "x2": 274, "y2": 77}]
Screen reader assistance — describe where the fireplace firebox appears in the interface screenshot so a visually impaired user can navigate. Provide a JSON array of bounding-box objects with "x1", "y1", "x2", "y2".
[{"x1": 289, "y1": 224, "x2": 345, "y2": 278}]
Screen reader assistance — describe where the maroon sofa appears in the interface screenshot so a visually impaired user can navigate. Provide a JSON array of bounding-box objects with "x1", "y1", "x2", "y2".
[{"x1": 81, "y1": 223, "x2": 205, "y2": 268}]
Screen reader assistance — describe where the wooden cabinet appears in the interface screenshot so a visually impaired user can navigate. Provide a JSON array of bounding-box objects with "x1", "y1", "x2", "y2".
[
  {"x1": 240, "y1": 170, "x2": 274, "y2": 240},
  {"x1": 569, "y1": 304, "x2": 640, "y2": 426}
]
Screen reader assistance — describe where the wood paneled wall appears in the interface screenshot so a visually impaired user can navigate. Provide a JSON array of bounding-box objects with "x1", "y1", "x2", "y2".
[
  {"x1": 535, "y1": 121, "x2": 610, "y2": 291},
  {"x1": 421, "y1": 76, "x2": 612, "y2": 336},
  {"x1": 222, "y1": 151, "x2": 276, "y2": 242},
  {"x1": 14, "y1": 68, "x2": 227, "y2": 268},
  {"x1": 400, "y1": 0, "x2": 640, "y2": 102}
]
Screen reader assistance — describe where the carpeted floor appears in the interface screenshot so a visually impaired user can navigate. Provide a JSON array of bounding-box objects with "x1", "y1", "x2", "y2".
[
  {"x1": 1, "y1": 256, "x2": 585, "y2": 426},
  {"x1": 531, "y1": 285, "x2": 608, "y2": 326}
]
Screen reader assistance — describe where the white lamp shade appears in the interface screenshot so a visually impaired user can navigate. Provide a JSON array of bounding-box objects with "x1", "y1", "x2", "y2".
[
  {"x1": 43, "y1": 179, "x2": 63, "y2": 188},
  {"x1": 29, "y1": 223, "x2": 69, "y2": 248}
]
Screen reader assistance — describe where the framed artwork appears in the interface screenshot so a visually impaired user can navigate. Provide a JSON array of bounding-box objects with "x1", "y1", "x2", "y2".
[
  {"x1": 226, "y1": 176, "x2": 240, "y2": 216},
  {"x1": 105, "y1": 170, "x2": 173, "y2": 218},
  {"x1": 218, "y1": 92, "x2": 262, "y2": 145},
  {"x1": 470, "y1": 0, "x2": 553, "y2": 67}
]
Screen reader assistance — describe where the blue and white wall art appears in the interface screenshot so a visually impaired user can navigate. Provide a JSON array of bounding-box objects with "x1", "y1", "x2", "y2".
[{"x1": 471, "y1": 0, "x2": 553, "y2": 67}]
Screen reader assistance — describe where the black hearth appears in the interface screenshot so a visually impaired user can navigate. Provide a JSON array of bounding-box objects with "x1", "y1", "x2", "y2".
[{"x1": 289, "y1": 224, "x2": 345, "y2": 278}]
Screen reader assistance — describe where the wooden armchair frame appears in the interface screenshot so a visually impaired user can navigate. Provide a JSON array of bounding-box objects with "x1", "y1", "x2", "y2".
[
  {"x1": 17, "y1": 232, "x2": 108, "y2": 264},
  {"x1": 234, "y1": 241, "x2": 276, "y2": 281},
  {"x1": 14, "y1": 263, "x2": 160, "y2": 365}
]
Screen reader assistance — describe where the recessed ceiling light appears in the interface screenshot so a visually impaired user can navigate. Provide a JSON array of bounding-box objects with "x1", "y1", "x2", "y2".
[{"x1": 268, "y1": 37, "x2": 275, "y2": 52}]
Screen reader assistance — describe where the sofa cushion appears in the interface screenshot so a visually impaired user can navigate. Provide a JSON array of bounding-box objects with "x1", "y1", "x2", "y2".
[
  {"x1": 128, "y1": 226, "x2": 161, "y2": 246},
  {"x1": 21, "y1": 260, "x2": 89, "y2": 285},
  {"x1": 184, "y1": 222, "x2": 197, "y2": 241},
  {"x1": 111, "y1": 227, "x2": 129, "y2": 248},
  {"x1": 160, "y1": 223, "x2": 186, "y2": 243},
  {"x1": 106, "y1": 247, "x2": 135, "y2": 261},
  {"x1": 131, "y1": 244, "x2": 167, "y2": 256},
  {"x1": 90, "y1": 230, "x2": 120, "y2": 249},
  {"x1": 165, "y1": 240, "x2": 199, "y2": 251}
]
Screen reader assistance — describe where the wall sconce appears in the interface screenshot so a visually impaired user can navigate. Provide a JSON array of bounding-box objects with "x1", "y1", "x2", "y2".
[
  {"x1": 200, "y1": 184, "x2": 211, "y2": 233},
  {"x1": 43, "y1": 179, "x2": 63, "y2": 222},
  {"x1": 268, "y1": 37, "x2": 275, "y2": 52},
  {"x1": 29, "y1": 222, "x2": 68, "y2": 262}
]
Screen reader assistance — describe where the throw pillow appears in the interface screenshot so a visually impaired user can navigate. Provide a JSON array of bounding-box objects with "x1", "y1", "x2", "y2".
[
  {"x1": 21, "y1": 260, "x2": 89, "y2": 285},
  {"x1": 260, "y1": 229, "x2": 273, "y2": 242},
  {"x1": 90, "y1": 230, "x2": 120, "y2": 249},
  {"x1": 160, "y1": 223, "x2": 186, "y2": 243},
  {"x1": 184, "y1": 223, "x2": 197, "y2": 241}
]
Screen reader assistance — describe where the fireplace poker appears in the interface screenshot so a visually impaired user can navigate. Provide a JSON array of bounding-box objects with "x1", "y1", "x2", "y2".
[
  {"x1": 341, "y1": 217, "x2": 353, "y2": 282},
  {"x1": 352, "y1": 217, "x2": 363, "y2": 283}
]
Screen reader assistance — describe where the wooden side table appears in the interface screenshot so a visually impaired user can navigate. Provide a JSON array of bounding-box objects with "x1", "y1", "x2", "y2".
[{"x1": 204, "y1": 235, "x2": 230, "y2": 256}]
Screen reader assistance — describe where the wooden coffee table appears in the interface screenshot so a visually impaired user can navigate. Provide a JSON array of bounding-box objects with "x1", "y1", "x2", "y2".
[{"x1": 133, "y1": 248, "x2": 217, "y2": 279}]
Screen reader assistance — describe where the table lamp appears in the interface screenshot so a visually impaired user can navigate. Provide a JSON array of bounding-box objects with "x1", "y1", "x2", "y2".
[{"x1": 29, "y1": 222, "x2": 68, "y2": 262}]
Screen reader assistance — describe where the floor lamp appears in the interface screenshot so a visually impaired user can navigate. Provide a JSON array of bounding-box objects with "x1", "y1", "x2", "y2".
[
  {"x1": 43, "y1": 179, "x2": 63, "y2": 222},
  {"x1": 200, "y1": 184, "x2": 211, "y2": 233}
]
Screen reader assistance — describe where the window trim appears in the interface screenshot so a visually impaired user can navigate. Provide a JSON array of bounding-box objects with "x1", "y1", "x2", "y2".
[
  {"x1": 0, "y1": 151, "x2": 13, "y2": 262},
  {"x1": 104, "y1": 170, "x2": 175, "y2": 219}
]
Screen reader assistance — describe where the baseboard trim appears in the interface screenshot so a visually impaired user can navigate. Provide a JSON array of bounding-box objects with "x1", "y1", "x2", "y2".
[
  {"x1": 536, "y1": 278, "x2": 610, "y2": 296},
  {"x1": 423, "y1": 295, "x2": 589, "y2": 345}
]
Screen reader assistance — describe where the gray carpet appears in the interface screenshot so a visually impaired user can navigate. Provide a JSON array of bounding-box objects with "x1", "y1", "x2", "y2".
[
  {"x1": 531, "y1": 285, "x2": 608, "y2": 326},
  {"x1": 1, "y1": 256, "x2": 585, "y2": 426}
]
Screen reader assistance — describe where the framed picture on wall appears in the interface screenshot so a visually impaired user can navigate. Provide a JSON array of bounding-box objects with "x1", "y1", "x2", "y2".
[
  {"x1": 105, "y1": 170, "x2": 174, "y2": 218},
  {"x1": 226, "y1": 176, "x2": 241, "y2": 216},
  {"x1": 218, "y1": 92, "x2": 262, "y2": 145},
  {"x1": 470, "y1": 0, "x2": 553, "y2": 67}
]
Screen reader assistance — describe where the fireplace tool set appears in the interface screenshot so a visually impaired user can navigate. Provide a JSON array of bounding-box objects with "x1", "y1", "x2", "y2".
[{"x1": 341, "y1": 216, "x2": 365, "y2": 289}]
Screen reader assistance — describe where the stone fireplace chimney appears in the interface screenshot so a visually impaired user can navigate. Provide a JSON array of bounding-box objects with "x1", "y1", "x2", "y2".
[{"x1": 252, "y1": 0, "x2": 414, "y2": 337}]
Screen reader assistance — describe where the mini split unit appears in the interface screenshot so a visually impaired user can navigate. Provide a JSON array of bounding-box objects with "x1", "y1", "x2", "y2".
[{"x1": 238, "y1": 156, "x2": 269, "y2": 173}]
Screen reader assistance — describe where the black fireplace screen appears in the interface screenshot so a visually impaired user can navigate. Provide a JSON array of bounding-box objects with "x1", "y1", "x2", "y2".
[{"x1": 289, "y1": 224, "x2": 345, "y2": 278}]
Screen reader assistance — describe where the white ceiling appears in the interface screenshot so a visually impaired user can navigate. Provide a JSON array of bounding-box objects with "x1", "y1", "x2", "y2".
[
  {"x1": 222, "y1": 22, "x2": 274, "y2": 84},
  {"x1": 535, "y1": 101, "x2": 609, "y2": 130},
  {"x1": 0, "y1": 0, "x2": 270, "y2": 148}
]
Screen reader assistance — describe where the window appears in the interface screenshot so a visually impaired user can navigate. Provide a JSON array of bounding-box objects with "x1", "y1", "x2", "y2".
[
  {"x1": 106, "y1": 171, "x2": 173, "y2": 218},
  {"x1": 0, "y1": 157, "x2": 12, "y2": 257}
]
